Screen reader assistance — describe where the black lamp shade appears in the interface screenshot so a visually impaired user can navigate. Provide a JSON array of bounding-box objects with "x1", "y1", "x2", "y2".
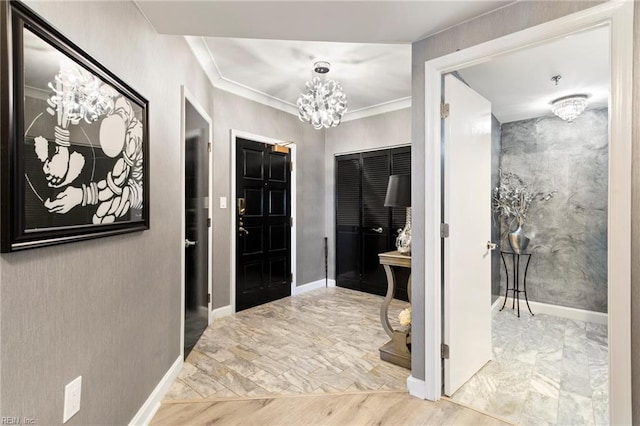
[{"x1": 384, "y1": 174, "x2": 411, "y2": 207}]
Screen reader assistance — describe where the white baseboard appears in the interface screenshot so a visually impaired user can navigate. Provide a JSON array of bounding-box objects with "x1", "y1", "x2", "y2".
[
  {"x1": 211, "y1": 305, "x2": 233, "y2": 321},
  {"x1": 491, "y1": 296, "x2": 502, "y2": 315},
  {"x1": 495, "y1": 296, "x2": 607, "y2": 325},
  {"x1": 293, "y1": 278, "x2": 336, "y2": 295},
  {"x1": 129, "y1": 356, "x2": 182, "y2": 426},
  {"x1": 407, "y1": 375, "x2": 434, "y2": 400}
]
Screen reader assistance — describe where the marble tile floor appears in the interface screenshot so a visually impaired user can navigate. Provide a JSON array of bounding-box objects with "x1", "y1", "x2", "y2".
[
  {"x1": 451, "y1": 309, "x2": 609, "y2": 426},
  {"x1": 165, "y1": 287, "x2": 411, "y2": 401}
]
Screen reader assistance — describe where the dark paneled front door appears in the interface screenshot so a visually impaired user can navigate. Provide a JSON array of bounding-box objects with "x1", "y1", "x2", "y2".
[{"x1": 236, "y1": 138, "x2": 291, "y2": 312}]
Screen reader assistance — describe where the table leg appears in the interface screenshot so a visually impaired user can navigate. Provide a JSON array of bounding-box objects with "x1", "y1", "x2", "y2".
[
  {"x1": 500, "y1": 252, "x2": 509, "y2": 311},
  {"x1": 380, "y1": 264, "x2": 396, "y2": 338},
  {"x1": 516, "y1": 254, "x2": 520, "y2": 318},
  {"x1": 523, "y1": 254, "x2": 534, "y2": 316}
]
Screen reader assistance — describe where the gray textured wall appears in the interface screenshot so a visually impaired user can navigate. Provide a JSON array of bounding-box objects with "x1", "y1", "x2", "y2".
[
  {"x1": 0, "y1": 1, "x2": 214, "y2": 423},
  {"x1": 324, "y1": 108, "x2": 411, "y2": 279},
  {"x1": 411, "y1": 0, "x2": 604, "y2": 384},
  {"x1": 499, "y1": 108, "x2": 608, "y2": 313},
  {"x1": 211, "y1": 88, "x2": 326, "y2": 309}
]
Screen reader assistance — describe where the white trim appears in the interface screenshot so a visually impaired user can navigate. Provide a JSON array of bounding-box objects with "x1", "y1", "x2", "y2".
[
  {"x1": 293, "y1": 278, "x2": 336, "y2": 295},
  {"x1": 406, "y1": 375, "x2": 429, "y2": 399},
  {"x1": 494, "y1": 297, "x2": 608, "y2": 325},
  {"x1": 491, "y1": 297, "x2": 502, "y2": 315},
  {"x1": 422, "y1": 3, "x2": 633, "y2": 424},
  {"x1": 128, "y1": 356, "x2": 182, "y2": 426},
  {"x1": 211, "y1": 305, "x2": 233, "y2": 322},
  {"x1": 230, "y1": 130, "x2": 297, "y2": 313},
  {"x1": 185, "y1": 35, "x2": 411, "y2": 122},
  {"x1": 180, "y1": 86, "x2": 214, "y2": 359},
  {"x1": 342, "y1": 97, "x2": 412, "y2": 122}
]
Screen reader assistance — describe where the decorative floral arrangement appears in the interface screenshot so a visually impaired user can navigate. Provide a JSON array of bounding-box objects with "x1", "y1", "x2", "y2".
[
  {"x1": 492, "y1": 169, "x2": 555, "y2": 228},
  {"x1": 399, "y1": 307, "x2": 411, "y2": 327}
]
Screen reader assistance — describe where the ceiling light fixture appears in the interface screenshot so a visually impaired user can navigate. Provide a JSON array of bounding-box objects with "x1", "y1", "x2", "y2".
[
  {"x1": 550, "y1": 94, "x2": 589, "y2": 123},
  {"x1": 297, "y1": 61, "x2": 347, "y2": 130}
]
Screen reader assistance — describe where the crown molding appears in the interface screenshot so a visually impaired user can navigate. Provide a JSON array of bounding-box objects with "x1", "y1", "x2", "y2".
[
  {"x1": 342, "y1": 97, "x2": 411, "y2": 122},
  {"x1": 185, "y1": 36, "x2": 411, "y2": 122}
]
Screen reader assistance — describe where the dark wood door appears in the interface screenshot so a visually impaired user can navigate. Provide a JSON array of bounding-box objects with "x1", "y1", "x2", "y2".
[
  {"x1": 184, "y1": 103, "x2": 210, "y2": 358},
  {"x1": 335, "y1": 146, "x2": 410, "y2": 301},
  {"x1": 236, "y1": 138, "x2": 291, "y2": 312}
]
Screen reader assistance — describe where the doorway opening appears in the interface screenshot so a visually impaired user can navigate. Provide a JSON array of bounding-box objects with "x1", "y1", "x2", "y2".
[
  {"x1": 230, "y1": 130, "x2": 297, "y2": 313},
  {"x1": 421, "y1": 2, "x2": 633, "y2": 424},
  {"x1": 442, "y1": 24, "x2": 610, "y2": 423},
  {"x1": 181, "y1": 87, "x2": 213, "y2": 359}
]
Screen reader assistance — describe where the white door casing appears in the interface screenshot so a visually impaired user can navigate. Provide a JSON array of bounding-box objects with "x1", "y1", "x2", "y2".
[
  {"x1": 419, "y1": 3, "x2": 632, "y2": 423},
  {"x1": 443, "y1": 74, "x2": 493, "y2": 396}
]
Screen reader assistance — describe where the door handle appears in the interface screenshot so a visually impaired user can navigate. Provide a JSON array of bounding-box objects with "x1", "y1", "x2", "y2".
[
  {"x1": 239, "y1": 226, "x2": 249, "y2": 235},
  {"x1": 487, "y1": 241, "x2": 498, "y2": 250},
  {"x1": 371, "y1": 227, "x2": 383, "y2": 234},
  {"x1": 185, "y1": 239, "x2": 198, "y2": 248}
]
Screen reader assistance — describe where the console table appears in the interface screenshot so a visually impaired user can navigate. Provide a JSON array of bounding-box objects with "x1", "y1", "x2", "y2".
[
  {"x1": 499, "y1": 251, "x2": 534, "y2": 317},
  {"x1": 378, "y1": 251, "x2": 411, "y2": 369}
]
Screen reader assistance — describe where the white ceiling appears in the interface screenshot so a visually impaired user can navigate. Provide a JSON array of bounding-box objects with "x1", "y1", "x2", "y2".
[
  {"x1": 457, "y1": 25, "x2": 610, "y2": 123},
  {"x1": 201, "y1": 38, "x2": 411, "y2": 113},
  {"x1": 136, "y1": 1, "x2": 608, "y2": 123},
  {"x1": 136, "y1": 0, "x2": 511, "y2": 118},
  {"x1": 136, "y1": 1, "x2": 511, "y2": 44}
]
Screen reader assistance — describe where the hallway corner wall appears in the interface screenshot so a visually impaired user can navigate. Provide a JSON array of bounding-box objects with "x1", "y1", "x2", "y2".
[{"x1": 0, "y1": 1, "x2": 214, "y2": 423}]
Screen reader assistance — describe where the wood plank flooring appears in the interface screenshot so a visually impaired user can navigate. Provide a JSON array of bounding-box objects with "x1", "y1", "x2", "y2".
[{"x1": 152, "y1": 391, "x2": 512, "y2": 426}]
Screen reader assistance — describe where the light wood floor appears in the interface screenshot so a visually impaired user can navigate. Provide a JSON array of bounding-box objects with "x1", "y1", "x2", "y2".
[{"x1": 151, "y1": 391, "x2": 512, "y2": 426}]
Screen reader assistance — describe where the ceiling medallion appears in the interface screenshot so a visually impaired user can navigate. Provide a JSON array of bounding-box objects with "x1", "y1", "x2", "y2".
[{"x1": 297, "y1": 61, "x2": 348, "y2": 130}]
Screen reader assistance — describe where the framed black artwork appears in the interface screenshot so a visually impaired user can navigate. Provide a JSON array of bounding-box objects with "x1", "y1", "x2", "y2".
[{"x1": 1, "y1": 1, "x2": 149, "y2": 252}]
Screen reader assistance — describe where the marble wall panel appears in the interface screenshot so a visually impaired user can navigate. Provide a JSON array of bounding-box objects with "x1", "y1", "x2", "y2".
[{"x1": 498, "y1": 108, "x2": 608, "y2": 312}]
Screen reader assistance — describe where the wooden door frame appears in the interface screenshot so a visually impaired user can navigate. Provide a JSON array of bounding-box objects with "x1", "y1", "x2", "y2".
[
  {"x1": 230, "y1": 129, "x2": 297, "y2": 313},
  {"x1": 419, "y1": 2, "x2": 633, "y2": 423},
  {"x1": 180, "y1": 86, "x2": 214, "y2": 359}
]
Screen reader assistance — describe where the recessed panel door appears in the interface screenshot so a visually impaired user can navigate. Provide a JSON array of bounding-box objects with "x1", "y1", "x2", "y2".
[
  {"x1": 443, "y1": 74, "x2": 493, "y2": 396},
  {"x1": 236, "y1": 138, "x2": 291, "y2": 312}
]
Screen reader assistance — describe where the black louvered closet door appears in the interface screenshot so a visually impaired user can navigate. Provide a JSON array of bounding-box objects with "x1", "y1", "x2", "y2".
[
  {"x1": 361, "y1": 151, "x2": 391, "y2": 295},
  {"x1": 335, "y1": 147, "x2": 410, "y2": 301},
  {"x1": 335, "y1": 154, "x2": 361, "y2": 289}
]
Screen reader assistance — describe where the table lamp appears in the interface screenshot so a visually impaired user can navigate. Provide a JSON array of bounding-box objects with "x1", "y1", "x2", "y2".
[{"x1": 384, "y1": 174, "x2": 411, "y2": 254}]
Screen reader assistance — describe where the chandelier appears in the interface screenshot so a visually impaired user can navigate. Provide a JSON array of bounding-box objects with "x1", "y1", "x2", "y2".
[
  {"x1": 297, "y1": 61, "x2": 347, "y2": 129},
  {"x1": 550, "y1": 94, "x2": 589, "y2": 123}
]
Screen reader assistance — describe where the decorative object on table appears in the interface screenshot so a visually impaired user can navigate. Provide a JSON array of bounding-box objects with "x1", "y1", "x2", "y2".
[
  {"x1": 384, "y1": 174, "x2": 411, "y2": 255},
  {"x1": 492, "y1": 170, "x2": 554, "y2": 254},
  {"x1": 296, "y1": 61, "x2": 348, "y2": 129},
  {"x1": 0, "y1": 1, "x2": 149, "y2": 252}
]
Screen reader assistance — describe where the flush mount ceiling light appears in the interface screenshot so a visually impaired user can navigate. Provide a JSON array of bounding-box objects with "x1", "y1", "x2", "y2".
[
  {"x1": 297, "y1": 61, "x2": 348, "y2": 130},
  {"x1": 550, "y1": 94, "x2": 589, "y2": 123}
]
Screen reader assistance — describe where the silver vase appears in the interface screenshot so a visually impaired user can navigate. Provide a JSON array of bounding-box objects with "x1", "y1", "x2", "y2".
[{"x1": 508, "y1": 225, "x2": 530, "y2": 254}]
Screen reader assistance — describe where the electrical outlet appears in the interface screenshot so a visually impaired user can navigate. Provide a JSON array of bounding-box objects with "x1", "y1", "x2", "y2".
[
  {"x1": 63, "y1": 376, "x2": 82, "y2": 423},
  {"x1": 219, "y1": 196, "x2": 227, "y2": 209}
]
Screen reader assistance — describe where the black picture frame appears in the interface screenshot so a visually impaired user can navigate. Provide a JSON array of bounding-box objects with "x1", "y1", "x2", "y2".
[{"x1": 1, "y1": 1, "x2": 150, "y2": 252}]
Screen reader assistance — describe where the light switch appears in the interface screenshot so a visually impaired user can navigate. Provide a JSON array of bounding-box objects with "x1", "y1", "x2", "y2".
[{"x1": 220, "y1": 197, "x2": 227, "y2": 209}]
